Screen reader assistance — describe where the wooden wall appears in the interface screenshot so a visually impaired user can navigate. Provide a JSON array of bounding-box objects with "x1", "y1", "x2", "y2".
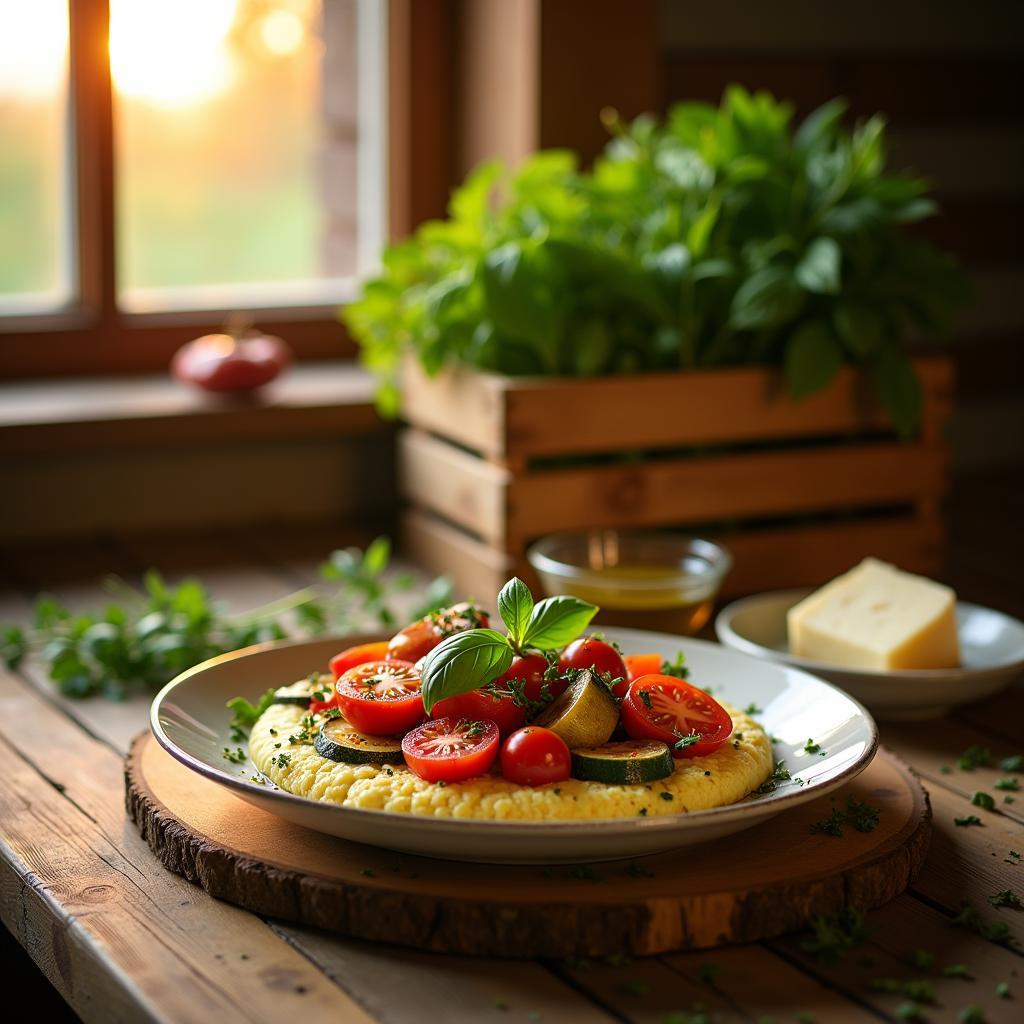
[{"x1": 658, "y1": 0, "x2": 1024, "y2": 473}]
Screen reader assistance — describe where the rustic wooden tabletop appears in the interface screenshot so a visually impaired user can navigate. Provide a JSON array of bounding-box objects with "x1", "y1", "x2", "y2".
[{"x1": 1, "y1": 485, "x2": 1021, "y2": 1024}]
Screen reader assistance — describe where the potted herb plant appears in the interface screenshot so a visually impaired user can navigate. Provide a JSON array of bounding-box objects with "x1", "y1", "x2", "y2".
[{"x1": 344, "y1": 86, "x2": 967, "y2": 600}]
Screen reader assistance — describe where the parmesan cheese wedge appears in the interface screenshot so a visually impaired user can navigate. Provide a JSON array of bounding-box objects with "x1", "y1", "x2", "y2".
[{"x1": 787, "y1": 558, "x2": 960, "y2": 670}]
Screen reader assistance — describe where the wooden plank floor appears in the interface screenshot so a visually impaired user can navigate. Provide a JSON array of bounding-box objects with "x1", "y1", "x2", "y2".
[{"x1": 1, "y1": 479, "x2": 1022, "y2": 1024}]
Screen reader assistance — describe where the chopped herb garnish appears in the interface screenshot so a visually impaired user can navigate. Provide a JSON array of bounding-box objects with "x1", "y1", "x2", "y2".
[
  {"x1": 811, "y1": 808, "x2": 846, "y2": 837},
  {"x1": 638, "y1": 807, "x2": 648, "y2": 816},
  {"x1": 743, "y1": 703, "x2": 762, "y2": 715},
  {"x1": 660, "y1": 651, "x2": 689, "y2": 679},
  {"x1": 971, "y1": 791, "x2": 996, "y2": 811},
  {"x1": 811, "y1": 797, "x2": 880, "y2": 837},
  {"x1": 896, "y1": 1003, "x2": 926, "y2": 1022},
  {"x1": 952, "y1": 904, "x2": 1016, "y2": 946},
  {"x1": 1000, "y1": 754, "x2": 1024, "y2": 773},
  {"x1": 954, "y1": 815, "x2": 983, "y2": 827},
  {"x1": 620, "y1": 979, "x2": 649, "y2": 997},
  {"x1": 674, "y1": 732, "x2": 701, "y2": 752},
  {"x1": 996, "y1": 981, "x2": 1010, "y2": 999},
  {"x1": 751, "y1": 760, "x2": 800, "y2": 796},
  {"x1": 697, "y1": 963, "x2": 720, "y2": 984},
  {"x1": 943, "y1": 964, "x2": 972, "y2": 979},
  {"x1": 987, "y1": 889, "x2": 1021, "y2": 908},
  {"x1": 1006, "y1": 850, "x2": 1021, "y2": 864},
  {"x1": 227, "y1": 689, "x2": 276, "y2": 740},
  {"x1": 222, "y1": 746, "x2": 246, "y2": 764},
  {"x1": 269, "y1": 752, "x2": 291, "y2": 768},
  {"x1": 639, "y1": 689, "x2": 653, "y2": 710},
  {"x1": 958, "y1": 745, "x2": 992, "y2": 771},
  {"x1": 803, "y1": 738, "x2": 821, "y2": 754},
  {"x1": 958, "y1": 1006, "x2": 985, "y2": 1024},
  {"x1": 799, "y1": 909, "x2": 871, "y2": 964},
  {"x1": 995, "y1": 777, "x2": 1020, "y2": 791},
  {"x1": 660, "y1": 791, "x2": 674, "y2": 801}
]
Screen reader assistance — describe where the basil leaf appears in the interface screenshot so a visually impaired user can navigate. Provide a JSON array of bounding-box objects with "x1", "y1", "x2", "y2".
[
  {"x1": 497, "y1": 577, "x2": 534, "y2": 647},
  {"x1": 420, "y1": 628, "x2": 514, "y2": 714},
  {"x1": 872, "y1": 346, "x2": 922, "y2": 439},
  {"x1": 522, "y1": 596, "x2": 598, "y2": 651},
  {"x1": 784, "y1": 321, "x2": 843, "y2": 399},
  {"x1": 795, "y1": 237, "x2": 841, "y2": 295}
]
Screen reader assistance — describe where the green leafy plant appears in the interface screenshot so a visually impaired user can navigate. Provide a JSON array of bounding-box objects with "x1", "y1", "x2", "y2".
[
  {"x1": 2, "y1": 538, "x2": 451, "y2": 701},
  {"x1": 345, "y1": 86, "x2": 967, "y2": 436}
]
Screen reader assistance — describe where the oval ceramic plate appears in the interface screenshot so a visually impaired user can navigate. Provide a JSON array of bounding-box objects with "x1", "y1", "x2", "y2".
[
  {"x1": 151, "y1": 628, "x2": 877, "y2": 864},
  {"x1": 716, "y1": 590, "x2": 1024, "y2": 721}
]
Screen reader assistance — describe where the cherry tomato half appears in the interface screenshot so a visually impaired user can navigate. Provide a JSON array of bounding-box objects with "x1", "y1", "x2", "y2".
[
  {"x1": 431, "y1": 687, "x2": 525, "y2": 737},
  {"x1": 494, "y1": 652, "x2": 558, "y2": 702},
  {"x1": 500, "y1": 726, "x2": 571, "y2": 787},
  {"x1": 560, "y1": 637, "x2": 628, "y2": 692},
  {"x1": 401, "y1": 717, "x2": 500, "y2": 783},
  {"x1": 386, "y1": 603, "x2": 490, "y2": 663},
  {"x1": 621, "y1": 675, "x2": 732, "y2": 758},
  {"x1": 329, "y1": 641, "x2": 391, "y2": 679},
  {"x1": 335, "y1": 660, "x2": 423, "y2": 736}
]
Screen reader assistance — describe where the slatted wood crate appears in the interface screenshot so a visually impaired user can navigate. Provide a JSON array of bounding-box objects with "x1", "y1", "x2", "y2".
[{"x1": 398, "y1": 355, "x2": 953, "y2": 602}]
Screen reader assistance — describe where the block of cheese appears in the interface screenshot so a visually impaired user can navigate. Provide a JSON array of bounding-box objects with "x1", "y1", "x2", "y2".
[{"x1": 787, "y1": 558, "x2": 960, "y2": 670}]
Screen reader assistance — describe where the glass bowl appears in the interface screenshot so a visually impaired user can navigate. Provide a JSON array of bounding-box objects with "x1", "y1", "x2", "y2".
[{"x1": 526, "y1": 530, "x2": 733, "y2": 636}]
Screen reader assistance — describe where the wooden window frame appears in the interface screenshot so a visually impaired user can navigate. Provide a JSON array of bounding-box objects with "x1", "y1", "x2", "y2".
[{"x1": 0, "y1": 0, "x2": 454, "y2": 380}]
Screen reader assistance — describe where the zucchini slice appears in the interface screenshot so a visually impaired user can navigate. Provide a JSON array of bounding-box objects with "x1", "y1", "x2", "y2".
[
  {"x1": 314, "y1": 718, "x2": 404, "y2": 765},
  {"x1": 571, "y1": 740, "x2": 674, "y2": 785},
  {"x1": 273, "y1": 674, "x2": 332, "y2": 707},
  {"x1": 532, "y1": 669, "x2": 618, "y2": 749}
]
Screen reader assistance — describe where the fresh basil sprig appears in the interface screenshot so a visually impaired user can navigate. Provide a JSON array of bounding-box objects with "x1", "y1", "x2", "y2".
[
  {"x1": 420, "y1": 629, "x2": 514, "y2": 714},
  {"x1": 420, "y1": 577, "x2": 597, "y2": 713},
  {"x1": 497, "y1": 577, "x2": 533, "y2": 648},
  {"x1": 521, "y1": 595, "x2": 597, "y2": 650}
]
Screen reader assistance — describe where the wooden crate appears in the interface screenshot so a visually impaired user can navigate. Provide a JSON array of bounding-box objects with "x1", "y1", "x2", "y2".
[{"x1": 398, "y1": 355, "x2": 954, "y2": 602}]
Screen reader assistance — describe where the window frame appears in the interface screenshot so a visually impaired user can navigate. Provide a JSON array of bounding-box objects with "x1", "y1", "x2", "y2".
[{"x1": 1, "y1": 0, "x2": 453, "y2": 379}]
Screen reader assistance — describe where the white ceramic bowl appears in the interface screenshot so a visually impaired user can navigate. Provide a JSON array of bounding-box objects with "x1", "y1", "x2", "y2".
[
  {"x1": 151, "y1": 628, "x2": 877, "y2": 864},
  {"x1": 716, "y1": 590, "x2": 1024, "y2": 721}
]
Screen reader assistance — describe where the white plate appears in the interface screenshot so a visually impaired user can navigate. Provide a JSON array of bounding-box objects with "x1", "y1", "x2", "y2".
[
  {"x1": 716, "y1": 590, "x2": 1024, "y2": 721},
  {"x1": 151, "y1": 629, "x2": 877, "y2": 863}
]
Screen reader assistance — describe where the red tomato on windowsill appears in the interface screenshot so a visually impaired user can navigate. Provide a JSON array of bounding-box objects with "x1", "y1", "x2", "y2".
[{"x1": 172, "y1": 331, "x2": 291, "y2": 393}]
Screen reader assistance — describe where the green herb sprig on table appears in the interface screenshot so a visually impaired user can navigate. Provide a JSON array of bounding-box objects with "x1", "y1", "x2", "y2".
[
  {"x1": 2, "y1": 538, "x2": 451, "y2": 701},
  {"x1": 347, "y1": 86, "x2": 968, "y2": 436}
]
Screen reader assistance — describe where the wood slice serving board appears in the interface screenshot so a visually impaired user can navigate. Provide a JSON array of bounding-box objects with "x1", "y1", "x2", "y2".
[{"x1": 126, "y1": 732, "x2": 930, "y2": 957}]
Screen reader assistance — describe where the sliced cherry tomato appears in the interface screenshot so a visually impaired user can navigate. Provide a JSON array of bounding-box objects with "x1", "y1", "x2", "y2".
[
  {"x1": 431, "y1": 687, "x2": 525, "y2": 737},
  {"x1": 401, "y1": 717, "x2": 500, "y2": 783},
  {"x1": 559, "y1": 637, "x2": 628, "y2": 693},
  {"x1": 500, "y1": 726, "x2": 571, "y2": 787},
  {"x1": 620, "y1": 653, "x2": 663, "y2": 697},
  {"x1": 329, "y1": 640, "x2": 390, "y2": 680},
  {"x1": 621, "y1": 675, "x2": 732, "y2": 758},
  {"x1": 335, "y1": 660, "x2": 423, "y2": 736},
  {"x1": 386, "y1": 602, "x2": 490, "y2": 663},
  {"x1": 495, "y1": 652, "x2": 560, "y2": 701}
]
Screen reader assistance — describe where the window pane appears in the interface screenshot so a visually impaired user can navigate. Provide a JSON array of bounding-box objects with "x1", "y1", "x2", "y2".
[
  {"x1": 0, "y1": 0, "x2": 72, "y2": 314},
  {"x1": 112, "y1": 0, "x2": 384, "y2": 313}
]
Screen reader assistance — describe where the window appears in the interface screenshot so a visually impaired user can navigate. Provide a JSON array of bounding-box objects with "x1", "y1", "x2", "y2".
[{"x1": 0, "y1": 0, "x2": 397, "y2": 377}]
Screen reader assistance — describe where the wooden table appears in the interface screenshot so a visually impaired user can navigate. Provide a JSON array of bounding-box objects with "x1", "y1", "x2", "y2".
[{"x1": 1, "y1": 505, "x2": 1022, "y2": 1024}]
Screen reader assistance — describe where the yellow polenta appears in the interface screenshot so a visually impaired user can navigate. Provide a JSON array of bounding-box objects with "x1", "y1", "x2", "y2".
[{"x1": 249, "y1": 702, "x2": 773, "y2": 820}]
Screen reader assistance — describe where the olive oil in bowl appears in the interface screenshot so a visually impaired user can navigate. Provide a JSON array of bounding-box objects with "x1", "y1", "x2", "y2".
[{"x1": 527, "y1": 532, "x2": 732, "y2": 636}]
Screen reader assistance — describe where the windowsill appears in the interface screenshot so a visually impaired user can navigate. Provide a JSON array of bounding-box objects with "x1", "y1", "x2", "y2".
[{"x1": 0, "y1": 361, "x2": 383, "y2": 454}]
